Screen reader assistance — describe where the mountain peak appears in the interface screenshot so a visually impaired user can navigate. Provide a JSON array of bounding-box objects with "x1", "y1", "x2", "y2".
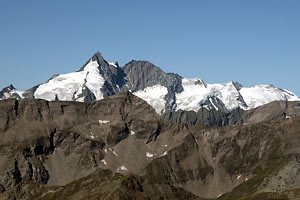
[
  {"x1": 91, "y1": 51, "x2": 104, "y2": 62},
  {"x1": 79, "y1": 51, "x2": 108, "y2": 71},
  {"x1": 6, "y1": 84, "x2": 15, "y2": 90},
  {"x1": 231, "y1": 81, "x2": 243, "y2": 90},
  {"x1": 1, "y1": 84, "x2": 16, "y2": 93}
]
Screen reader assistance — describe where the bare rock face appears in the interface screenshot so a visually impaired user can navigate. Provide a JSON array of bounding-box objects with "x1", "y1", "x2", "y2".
[
  {"x1": 122, "y1": 60, "x2": 183, "y2": 111},
  {"x1": 1, "y1": 93, "x2": 300, "y2": 199},
  {"x1": 0, "y1": 92, "x2": 163, "y2": 188},
  {"x1": 163, "y1": 100, "x2": 300, "y2": 127}
]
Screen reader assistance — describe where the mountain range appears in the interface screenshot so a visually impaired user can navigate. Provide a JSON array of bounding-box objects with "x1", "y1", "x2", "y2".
[
  {"x1": 1, "y1": 52, "x2": 299, "y2": 115},
  {"x1": 1, "y1": 52, "x2": 300, "y2": 200},
  {"x1": 1, "y1": 92, "x2": 300, "y2": 200}
]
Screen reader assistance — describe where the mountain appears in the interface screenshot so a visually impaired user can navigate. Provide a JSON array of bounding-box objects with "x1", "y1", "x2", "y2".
[
  {"x1": 1, "y1": 52, "x2": 299, "y2": 115},
  {"x1": 0, "y1": 84, "x2": 23, "y2": 100},
  {"x1": 1, "y1": 92, "x2": 300, "y2": 199},
  {"x1": 163, "y1": 100, "x2": 300, "y2": 126}
]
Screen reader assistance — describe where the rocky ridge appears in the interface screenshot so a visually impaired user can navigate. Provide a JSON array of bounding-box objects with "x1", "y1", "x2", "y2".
[{"x1": 1, "y1": 92, "x2": 300, "y2": 199}]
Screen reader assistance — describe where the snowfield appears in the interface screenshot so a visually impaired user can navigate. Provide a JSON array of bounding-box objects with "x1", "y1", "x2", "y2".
[
  {"x1": 133, "y1": 84, "x2": 168, "y2": 114},
  {"x1": 34, "y1": 60, "x2": 105, "y2": 101},
  {"x1": 175, "y1": 78, "x2": 299, "y2": 112}
]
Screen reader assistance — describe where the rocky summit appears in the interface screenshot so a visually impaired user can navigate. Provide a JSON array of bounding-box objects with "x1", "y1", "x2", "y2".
[{"x1": 0, "y1": 91, "x2": 300, "y2": 200}]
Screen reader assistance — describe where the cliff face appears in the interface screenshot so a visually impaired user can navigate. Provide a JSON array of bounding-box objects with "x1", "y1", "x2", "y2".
[
  {"x1": 0, "y1": 92, "x2": 163, "y2": 187},
  {"x1": 1, "y1": 93, "x2": 300, "y2": 200}
]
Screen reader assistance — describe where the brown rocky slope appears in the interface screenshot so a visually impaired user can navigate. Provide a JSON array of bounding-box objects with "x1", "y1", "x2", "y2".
[{"x1": 0, "y1": 92, "x2": 300, "y2": 199}]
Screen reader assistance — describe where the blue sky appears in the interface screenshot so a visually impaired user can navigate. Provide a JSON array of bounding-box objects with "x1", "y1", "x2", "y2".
[{"x1": 0, "y1": 0, "x2": 299, "y2": 96}]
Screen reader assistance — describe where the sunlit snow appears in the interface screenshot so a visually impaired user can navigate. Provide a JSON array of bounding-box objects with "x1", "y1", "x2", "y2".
[
  {"x1": 117, "y1": 166, "x2": 128, "y2": 171},
  {"x1": 175, "y1": 78, "x2": 300, "y2": 112},
  {"x1": 99, "y1": 120, "x2": 110, "y2": 124},
  {"x1": 146, "y1": 152, "x2": 154, "y2": 158},
  {"x1": 130, "y1": 130, "x2": 135, "y2": 135},
  {"x1": 101, "y1": 159, "x2": 107, "y2": 165},
  {"x1": 34, "y1": 60, "x2": 105, "y2": 101},
  {"x1": 109, "y1": 148, "x2": 118, "y2": 157},
  {"x1": 133, "y1": 85, "x2": 168, "y2": 114},
  {"x1": 0, "y1": 88, "x2": 24, "y2": 100},
  {"x1": 240, "y1": 85, "x2": 300, "y2": 109},
  {"x1": 176, "y1": 79, "x2": 245, "y2": 112},
  {"x1": 159, "y1": 151, "x2": 168, "y2": 157},
  {"x1": 89, "y1": 132, "x2": 95, "y2": 139},
  {"x1": 109, "y1": 62, "x2": 118, "y2": 68}
]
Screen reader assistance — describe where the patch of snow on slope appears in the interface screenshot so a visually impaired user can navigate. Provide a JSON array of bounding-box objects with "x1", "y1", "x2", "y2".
[
  {"x1": 34, "y1": 60, "x2": 105, "y2": 101},
  {"x1": 175, "y1": 78, "x2": 208, "y2": 112},
  {"x1": 89, "y1": 132, "x2": 95, "y2": 139},
  {"x1": 117, "y1": 166, "x2": 128, "y2": 171},
  {"x1": 176, "y1": 79, "x2": 243, "y2": 112},
  {"x1": 160, "y1": 151, "x2": 168, "y2": 157},
  {"x1": 14, "y1": 90, "x2": 24, "y2": 98},
  {"x1": 99, "y1": 120, "x2": 110, "y2": 124},
  {"x1": 84, "y1": 60, "x2": 105, "y2": 99},
  {"x1": 146, "y1": 152, "x2": 154, "y2": 158},
  {"x1": 130, "y1": 130, "x2": 135, "y2": 135},
  {"x1": 239, "y1": 85, "x2": 300, "y2": 109},
  {"x1": 109, "y1": 148, "x2": 118, "y2": 157},
  {"x1": 134, "y1": 85, "x2": 168, "y2": 114},
  {"x1": 109, "y1": 62, "x2": 118, "y2": 68},
  {"x1": 101, "y1": 159, "x2": 107, "y2": 165}
]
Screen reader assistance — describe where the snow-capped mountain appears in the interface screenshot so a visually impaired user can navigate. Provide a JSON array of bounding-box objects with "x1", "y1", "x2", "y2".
[
  {"x1": 0, "y1": 84, "x2": 23, "y2": 100},
  {"x1": 1, "y1": 52, "x2": 299, "y2": 114}
]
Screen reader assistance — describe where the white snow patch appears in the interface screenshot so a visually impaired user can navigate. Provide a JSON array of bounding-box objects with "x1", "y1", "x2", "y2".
[
  {"x1": 109, "y1": 62, "x2": 118, "y2": 68},
  {"x1": 104, "y1": 149, "x2": 108, "y2": 154},
  {"x1": 130, "y1": 130, "x2": 135, "y2": 135},
  {"x1": 99, "y1": 120, "x2": 110, "y2": 124},
  {"x1": 146, "y1": 152, "x2": 154, "y2": 158},
  {"x1": 160, "y1": 151, "x2": 168, "y2": 157},
  {"x1": 84, "y1": 60, "x2": 105, "y2": 100},
  {"x1": 101, "y1": 159, "x2": 107, "y2": 165},
  {"x1": 89, "y1": 132, "x2": 95, "y2": 139},
  {"x1": 286, "y1": 115, "x2": 291, "y2": 119},
  {"x1": 134, "y1": 85, "x2": 168, "y2": 114},
  {"x1": 162, "y1": 144, "x2": 168, "y2": 147},
  {"x1": 237, "y1": 175, "x2": 241, "y2": 180},
  {"x1": 117, "y1": 165, "x2": 128, "y2": 171},
  {"x1": 245, "y1": 177, "x2": 249, "y2": 181},
  {"x1": 109, "y1": 148, "x2": 118, "y2": 157}
]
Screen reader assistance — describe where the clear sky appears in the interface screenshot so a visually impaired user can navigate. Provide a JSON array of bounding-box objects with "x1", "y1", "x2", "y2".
[{"x1": 0, "y1": 0, "x2": 299, "y2": 96}]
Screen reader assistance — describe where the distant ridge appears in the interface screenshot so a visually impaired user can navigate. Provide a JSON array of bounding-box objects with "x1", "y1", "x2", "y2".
[{"x1": 1, "y1": 51, "x2": 299, "y2": 114}]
